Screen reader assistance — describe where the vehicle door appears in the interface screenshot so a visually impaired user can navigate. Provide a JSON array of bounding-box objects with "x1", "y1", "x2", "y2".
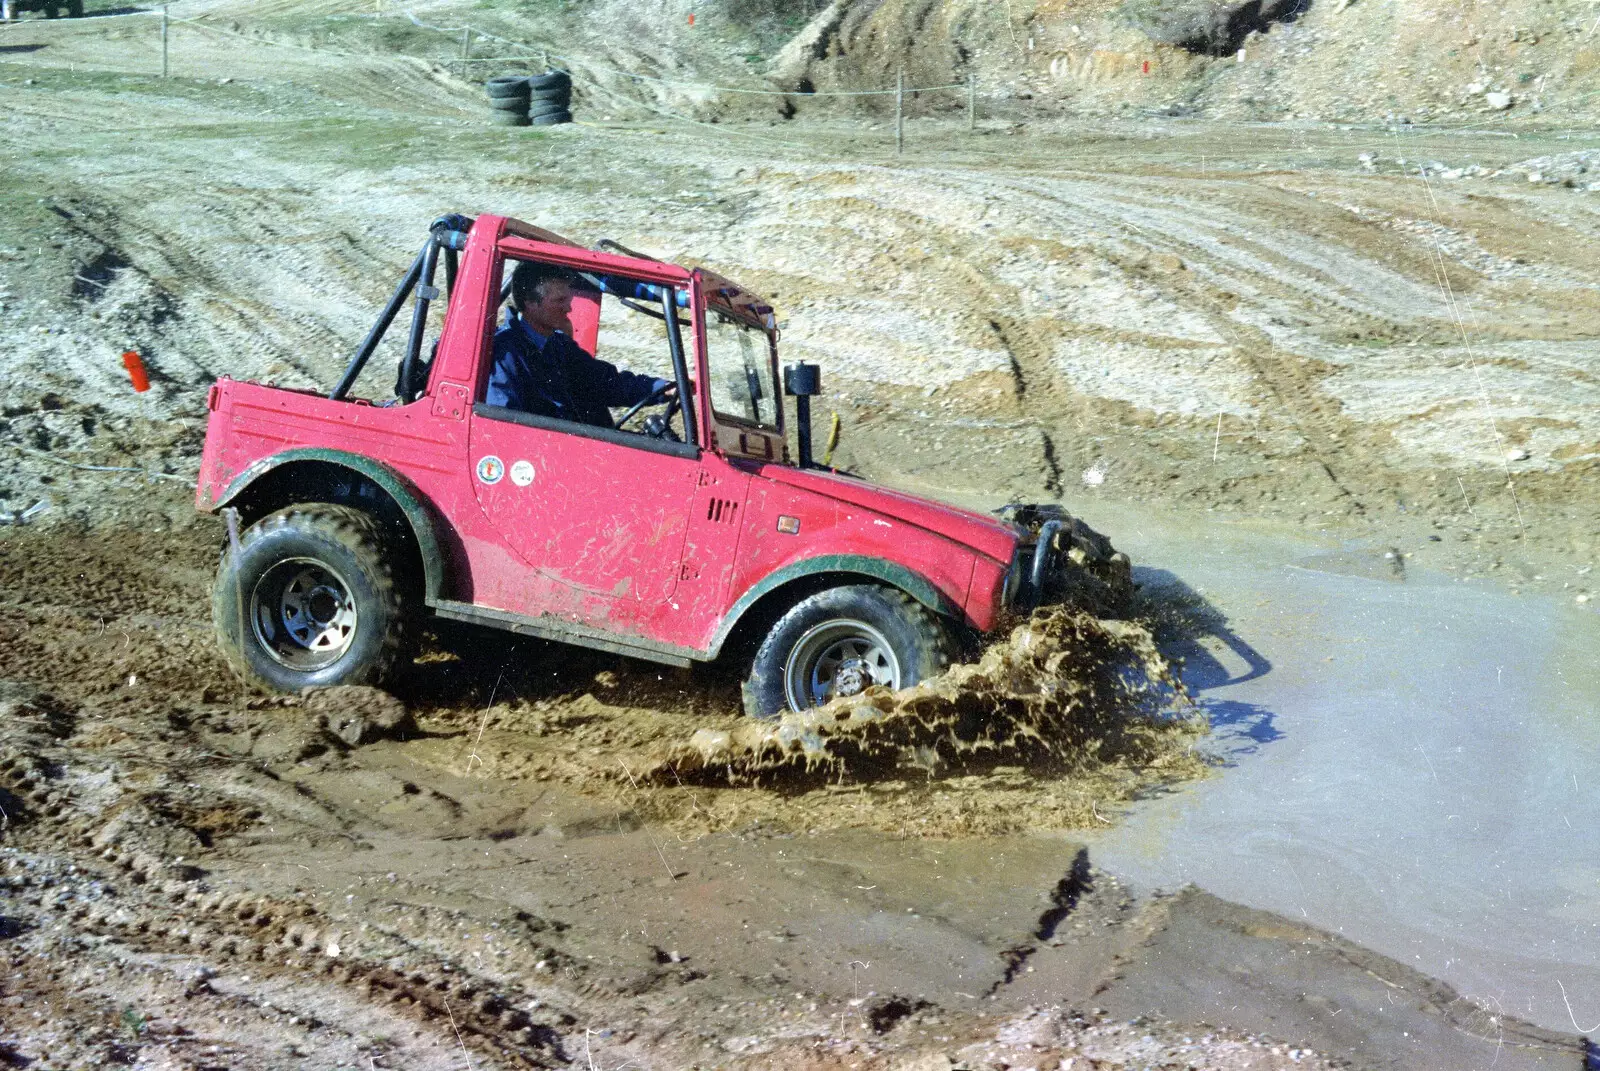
[{"x1": 467, "y1": 251, "x2": 700, "y2": 629}]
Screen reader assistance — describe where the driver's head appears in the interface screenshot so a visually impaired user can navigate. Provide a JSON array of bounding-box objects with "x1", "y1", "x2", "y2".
[{"x1": 510, "y1": 261, "x2": 575, "y2": 337}]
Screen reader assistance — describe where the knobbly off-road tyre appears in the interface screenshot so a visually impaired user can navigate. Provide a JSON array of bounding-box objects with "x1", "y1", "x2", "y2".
[
  {"x1": 531, "y1": 110, "x2": 572, "y2": 126},
  {"x1": 213, "y1": 504, "x2": 414, "y2": 693},
  {"x1": 484, "y1": 75, "x2": 530, "y2": 99},
  {"x1": 742, "y1": 584, "x2": 954, "y2": 718}
]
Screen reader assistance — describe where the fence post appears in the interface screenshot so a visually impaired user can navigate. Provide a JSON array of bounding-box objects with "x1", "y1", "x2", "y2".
[
  {"x1": 161, "y1": 5, "x2": 169, "y2": 79},
  {"x1": 895, "y1": 67, "x2": 904, "y2": 156},
  {"x1": 968, "y1": 71, "x2": 976, "y2": 131},
  {"x1": 460, "y1": 27, "x2": 471, "y2": 79}
]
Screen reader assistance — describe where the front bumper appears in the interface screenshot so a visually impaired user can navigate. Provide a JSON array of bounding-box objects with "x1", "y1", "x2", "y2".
[{"x1": 997, "y1": 504, "x2": 1133, "y2": 613}]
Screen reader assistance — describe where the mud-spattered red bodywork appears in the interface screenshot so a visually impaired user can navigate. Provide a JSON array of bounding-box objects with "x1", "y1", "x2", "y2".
[{"x1": 196, "y1": 215, "x2": 1022, "y2": 666}]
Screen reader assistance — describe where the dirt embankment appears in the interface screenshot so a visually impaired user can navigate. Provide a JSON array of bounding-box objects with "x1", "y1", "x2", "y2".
[{"x1": 767, "y1": 0, "x2": 1600, "y2": 127}]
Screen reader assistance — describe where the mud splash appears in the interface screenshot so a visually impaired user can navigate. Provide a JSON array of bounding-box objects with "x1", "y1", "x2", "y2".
[{"x1": 650, "y1": 609, "x2": 1204, "y2": 787}]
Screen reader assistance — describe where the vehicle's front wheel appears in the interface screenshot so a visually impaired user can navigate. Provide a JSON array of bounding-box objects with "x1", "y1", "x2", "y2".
[
  {"x1": 213, "y1": 504, "x2": 414, "y2": 693},
  {"x1": 742, "y1": 584, "x2": 953, "y2": 718}
]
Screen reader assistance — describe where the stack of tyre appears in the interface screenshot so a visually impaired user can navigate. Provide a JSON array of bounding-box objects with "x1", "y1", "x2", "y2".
[
  {"x1": 528, "y1": 70, "x2": 572, "y2": 126},
  {"x1": 484, "y1": 71, "x2": 572, "y2": 127},
  {"x1": 5, "y1": 0, "x2": 86, "y2": 17}
]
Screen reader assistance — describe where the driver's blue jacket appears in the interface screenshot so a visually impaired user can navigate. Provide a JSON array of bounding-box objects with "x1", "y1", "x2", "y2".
[{"x1": 486, "y1": 312, "x2": 667, "y2": 430}]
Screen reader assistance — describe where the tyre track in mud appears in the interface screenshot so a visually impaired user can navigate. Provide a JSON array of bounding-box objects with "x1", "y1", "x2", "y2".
[
  {"x1": 753, "y1": 168, "x2": 1169, "y2": 487},
  {"x1": 901, "y1": 162, "x2": 1577, "y2": 510},
  {"x1": 783, "y1": 184, "x2": 1082, "y2": 491},
  {"x1": 966, "y1": 171, "x2": 1411, "y2": 511},
  {"x1": 765, "y1": 162, "x2": 1431, "y2": 508},
  {"x1": 13, "y1": 162, "x2": 423, "y2": 399},
  {"x1": 956, "y1": 171, "x2": 1448, "y2": 339},
  {"x1": 0, "y1": 741, "x2": 589, "y2": 1069}
]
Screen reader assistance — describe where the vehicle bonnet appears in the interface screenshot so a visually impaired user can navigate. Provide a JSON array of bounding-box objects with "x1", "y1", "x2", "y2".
[{"x1": 760, "y1": 465, "x2": 1019, "y2": 564}]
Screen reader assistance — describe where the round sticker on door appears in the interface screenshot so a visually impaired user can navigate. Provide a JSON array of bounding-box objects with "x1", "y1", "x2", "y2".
[
  {"x1": 510, "y1": 459, "x2": 535, "y2": 487},
  {"x1": 476, "y1": 455, "x2": 505, "y2": 485}
]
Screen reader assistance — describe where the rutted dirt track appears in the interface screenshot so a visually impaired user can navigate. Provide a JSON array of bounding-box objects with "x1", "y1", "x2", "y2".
[
  {"x1": 0, "y1": 520, "x2": 1584, "y2": 1070},
  {"x1": 2, "y1": 3, "x2": 1598, "y2": 1068}
]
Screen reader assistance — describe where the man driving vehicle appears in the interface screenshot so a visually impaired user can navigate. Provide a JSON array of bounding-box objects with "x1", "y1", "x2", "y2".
[{"x1": 486, "y1": 261, "x2": 673, "y2": 429}]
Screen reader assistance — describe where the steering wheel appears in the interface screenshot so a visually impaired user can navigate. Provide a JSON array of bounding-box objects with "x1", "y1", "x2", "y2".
[{"x1": 616, "y1": 382, "x2": 681, "y2": 441}]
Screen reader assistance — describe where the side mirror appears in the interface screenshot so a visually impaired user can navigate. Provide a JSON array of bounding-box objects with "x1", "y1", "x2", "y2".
[{"x1": 784, "y1": 363, "x2": 821, "y2": 397}]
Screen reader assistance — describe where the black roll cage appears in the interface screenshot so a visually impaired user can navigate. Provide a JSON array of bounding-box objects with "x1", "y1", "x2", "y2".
[
  {"x1": 330, "y1": 213, "x2": 471, "y2": 403},
  {"x1": 331, "y1": 215, "x2": 699, "y2": 449}
]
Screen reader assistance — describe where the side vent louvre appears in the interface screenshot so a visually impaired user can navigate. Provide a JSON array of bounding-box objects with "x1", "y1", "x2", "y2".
[{"x1": 707, "y1": 498, "x2": 740, "y2": 524}]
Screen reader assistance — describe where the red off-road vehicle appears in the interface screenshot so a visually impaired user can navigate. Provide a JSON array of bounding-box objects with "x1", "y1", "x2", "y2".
[{"x1": 196, "y1": 215, "x2": 1129, "y2": 716}]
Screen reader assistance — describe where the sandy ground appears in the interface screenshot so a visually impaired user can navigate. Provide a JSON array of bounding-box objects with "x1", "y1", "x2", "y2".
[{"x1": 2, "y1": 4, "x2": 1598, "y2": 1069}]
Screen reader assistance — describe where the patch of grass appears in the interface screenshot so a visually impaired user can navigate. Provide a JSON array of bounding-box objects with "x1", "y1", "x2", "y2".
[
  {"x1": 1, "y1": 65, "x2": 294, "y2": 113},
  {"x1": 119, "y1": 1004, "x2": 147, "y2": 1040}
]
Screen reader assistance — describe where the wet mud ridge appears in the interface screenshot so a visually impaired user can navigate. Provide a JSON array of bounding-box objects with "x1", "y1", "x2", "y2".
[{"x1": 0, "y1": 740, "x2": 576, "y2": 1068}]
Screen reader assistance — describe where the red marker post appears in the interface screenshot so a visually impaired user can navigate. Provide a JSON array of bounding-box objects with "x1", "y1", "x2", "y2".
[
  {"x1": 122, "y1": 350, "x2": 151, "y2": 393},
  {"x1": 687, "y1": 12, "x2": 694, "y2": 25}
]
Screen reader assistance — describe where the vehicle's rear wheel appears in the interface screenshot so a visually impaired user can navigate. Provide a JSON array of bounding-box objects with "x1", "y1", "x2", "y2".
[
  {"x1": 742, "y1": 584, "x2": 953, "y2": 718},
  {"x1": 213, "y1": 504, "x2": 414, "y2": 692}
]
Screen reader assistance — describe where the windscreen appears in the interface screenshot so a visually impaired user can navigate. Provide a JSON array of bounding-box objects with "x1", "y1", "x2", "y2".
[{"x1": 704, "y1": 309, "x2": 778, "y2": 431}]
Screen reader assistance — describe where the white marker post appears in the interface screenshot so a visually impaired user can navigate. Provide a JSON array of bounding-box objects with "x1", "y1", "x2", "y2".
[{"x1": 895, "y1": 67, "x2": 904, "y2": 156}]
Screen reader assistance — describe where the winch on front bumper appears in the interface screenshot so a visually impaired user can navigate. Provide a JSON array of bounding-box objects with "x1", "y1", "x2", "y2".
[{"x1": 996, "y1": 504, "x2": 1135, "y2": 614}]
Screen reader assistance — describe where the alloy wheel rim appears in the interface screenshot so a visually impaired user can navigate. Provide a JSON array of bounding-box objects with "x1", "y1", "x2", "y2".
[{"x1": 783, "y1": 618, "x2": 902, "y2": 711}]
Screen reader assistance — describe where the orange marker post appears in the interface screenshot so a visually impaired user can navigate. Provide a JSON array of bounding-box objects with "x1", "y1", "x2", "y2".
[
  {"x1": 687, "y1": 12, "x2": 694, "y2": 25},
  {"x1": 122, "y1": 350, "x2": 151, "y2": 393}
]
